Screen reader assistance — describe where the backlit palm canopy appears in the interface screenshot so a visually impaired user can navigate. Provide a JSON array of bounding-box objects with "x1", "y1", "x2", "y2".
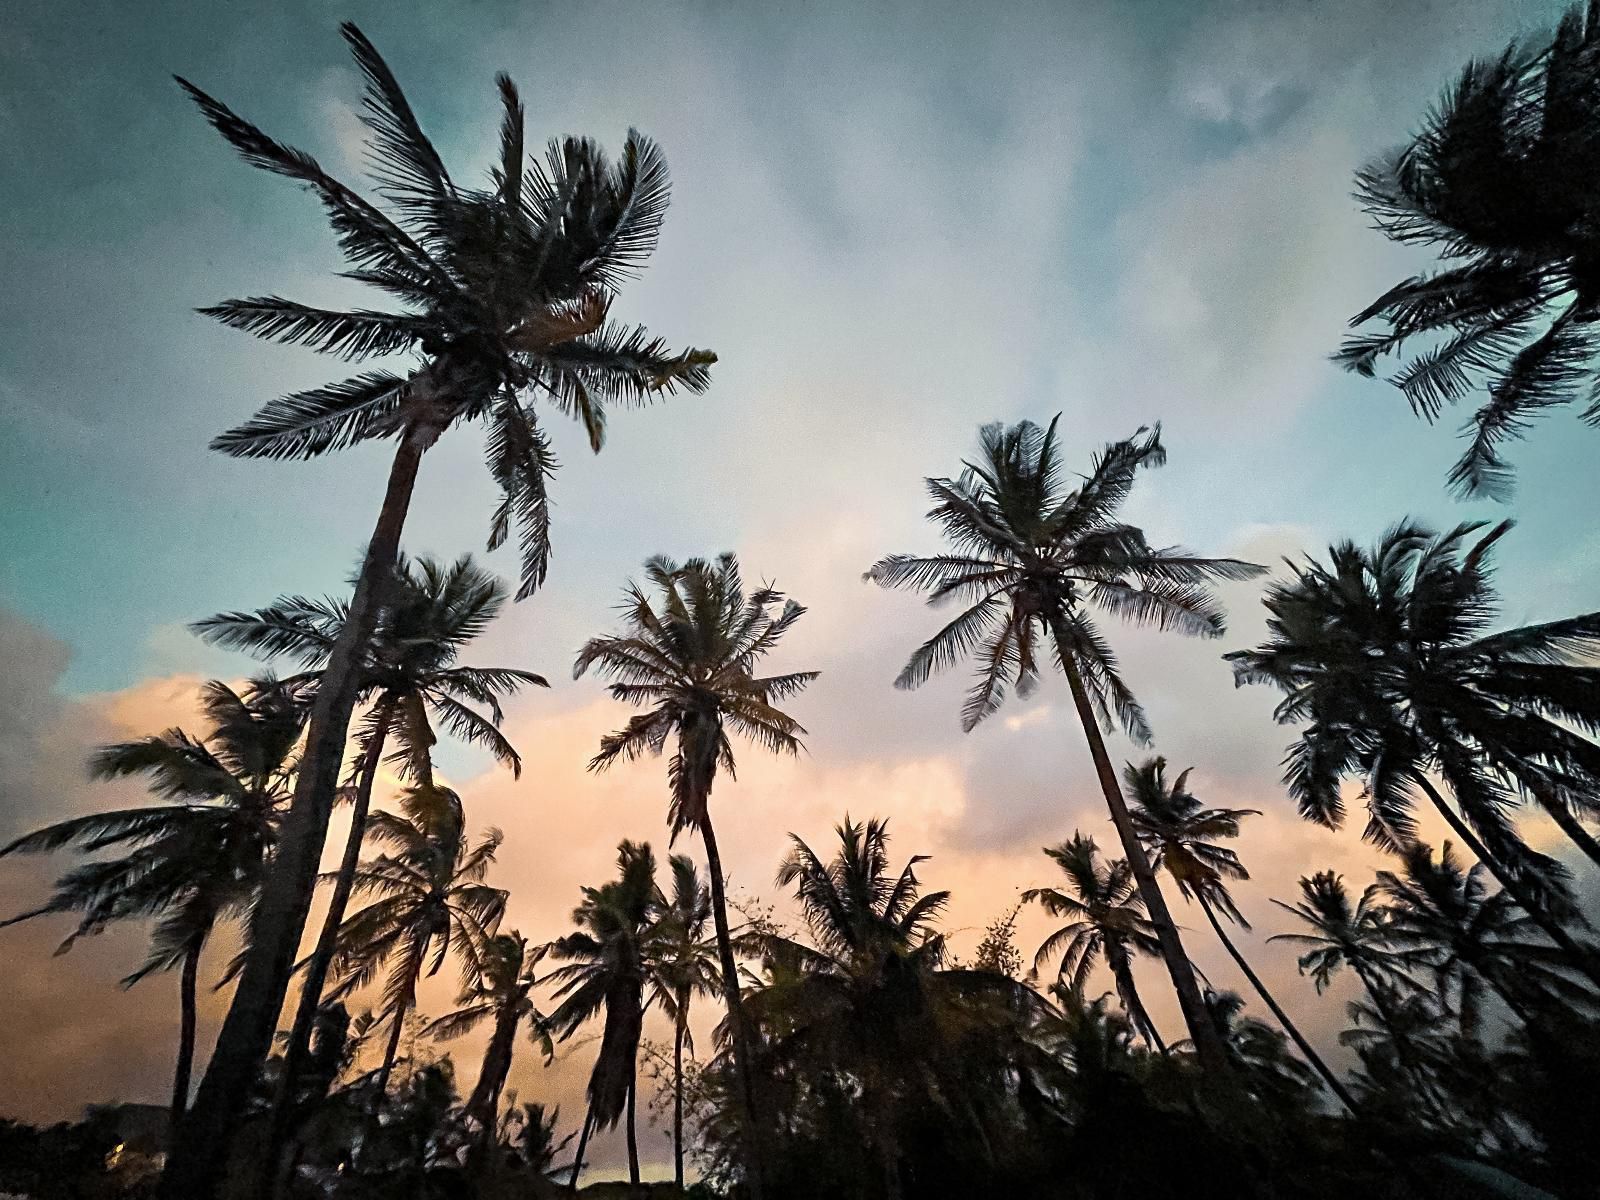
[
  {"x1": 196, "y1": 553, "x2": 546, "y2": 778},
  {"x1": 867, "y1": 419, "x2": 1264, "y2": 736},
  {"x1": 1337, "y1": 2, "x2": 1600, "y2": 499},
  {"x1": 189, "y1": 23, "x2": 716, "y2": 594},
  {"x1": 1124, "y1": 757, "x2": 1258, "y2": 925},
  {"x1": 576, "y1": 553, "x2": 818, "y2": 836},
  {"x1": 1225, "y1": 520, "x2": 1600, "y2": 915},
  {"x1": 1270, "y1": 872, "x2": 1410, "y2": 996},
  {"x1": 1022, "y1": 834, "x2": 1164, "y2": 1049}
]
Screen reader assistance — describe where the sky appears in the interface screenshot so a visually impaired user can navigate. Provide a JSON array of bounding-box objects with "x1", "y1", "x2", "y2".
[{"x1": 2, "y1": 0, "x2": 1596, "y2": 1179}]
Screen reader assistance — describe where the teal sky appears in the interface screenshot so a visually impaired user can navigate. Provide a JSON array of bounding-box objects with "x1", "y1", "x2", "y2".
[{"x1": 4, "y1": 0, "x2": 1598, "y2": 1161}]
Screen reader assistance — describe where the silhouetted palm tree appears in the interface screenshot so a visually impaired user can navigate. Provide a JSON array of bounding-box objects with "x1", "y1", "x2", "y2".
[
  {"x1": 424, "y1": 932, "x2": 552, "y2": 1158},
  {"x1": 754, "y1": 816, "x2": 1033, "y2": 1200},
  {"x1": 1226, "y1": 520, "x2": 1600, "y2": 983},
  {"x1": 196, "y1": 553, "x2": 542, "y2": 1123},
  {"x1": 647, "y1": 854, "x2": 721, "y2": 1189},
  {"x1": 546, "y1": 840, "x2": 659, "y2": 1191},
  {"x1": 169, "y1": 24, "x2": 712, "y2": 1183},
  {"x1": 1193, "y1": 992, "x2": 1321, "y2": 1112},
  {"x1": 0, "y1": 679, "x2": 300, "y2": 1126},
  {"x1": 1125, "y1": 757, "x2": 1358, "y2": 1112},
  {"x1": 1336, "y1": 2, "x2": 1600, "y2": 498},
  {"x1": 868, "y1": 419, "x2": 1264, "y2": 1068},
  {"x1": 326, "y1": 786, "x2": 506, "y2": 1100},
  {"x1": 1023, "y1": 833, "x2": 1167, "y2": 1053},
  {"x1": 577, "y1": 552, "x2": 817, "y2": 1195},
  {"x1": 1270, "y1": 872, "x2": 1439, "y2": 1109},
  {"x1": 1373, "y1": 841, "x2": 1596, "y2": 1037}
]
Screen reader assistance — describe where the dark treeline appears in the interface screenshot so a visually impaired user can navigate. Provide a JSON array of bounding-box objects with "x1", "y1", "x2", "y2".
[{"x1": 5, "y1": 5, "x2": 1600, "y2": 1199}]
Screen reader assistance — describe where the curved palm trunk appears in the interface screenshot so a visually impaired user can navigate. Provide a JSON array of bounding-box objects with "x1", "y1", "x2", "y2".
[
  {"x1": 467, "y1": 1006, "x2": 520, "y2": 1166},
  {"x1": 1195, "y1": 894, "x2": 1359, "y2": 1114},
  {"x1": 171, "y1": 934, "x2": 205, "y2": 1127},
  {"x1": 1536, "y1": 791, "x2": 1600, "y2": 871},
  {"x1": 1107, "y1": 946, "x2": 1166, "y2": 1054},
  {"x1": 164, "y1": 418, "x2": 439, "y2": 1199},
  {"x1": 673, "y1": 1014, "x2": 686, "y2": 1190},
  {"x1": 375, "y1": 943, "x2": 428, "y2": 1103},
  {"x1": 269, "y1": 696, "x2": 399, "y2": 1161},
  {"x1": 568, "y1": 1103, "x2": 595, "y2": 1194},
  {"x1": 698, "y1": 814, "x2": 768, "y2": 1200},
  {"x1": 1415, "y1": 777, "x2": 1600, "y2": 989},
  {"x1": 625, "y1": 1066, "x2": 640, "y2": 1186},
  {"x1": 1052, "y1": 640, "x2": 1232, "y2": 1075}
]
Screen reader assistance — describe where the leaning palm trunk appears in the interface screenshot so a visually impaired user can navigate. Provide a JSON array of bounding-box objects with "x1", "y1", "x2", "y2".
[
  {"x1": 171, "y1": 934, "x2": 206, "y2": 1126},
  {"x1": 1535, "y1": 789, "x2": 1600, "y2": 871},
  {"x1": 1195, "y1": 894, "x2": 1359, "y2": 1114},
  {"x1": 375, "y1": 935, "x2": 431, "y2": 1103},
  {"x1": 466, "y1": 1005, "x2": 520, "y2": 1166},
  {"x1": 1108, "y1": 953, "x2": 1166, "y2": 1054},
  {"x1": 699, "y1": 815, "x2": 768, "y2": 1200},
  {"x1": 166, "y1": 414, "x2": 442, "y2": 1197},
  {"x1": 568, "y1": 1104, "x2": 595, "y2": 1194},
  {"x1": 269, "y1": 696, "x2": 400, "y2": 1160},
  {"x1": 1415, "y1": 777, "x2": 1600, "y2": 989},
  {"x1": 1053, "y1": 640, "x2": 1232, "y2": 1073}
]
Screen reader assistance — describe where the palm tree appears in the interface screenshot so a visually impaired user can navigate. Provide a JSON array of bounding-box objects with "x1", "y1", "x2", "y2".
[
  {"x1": 545, "y1": 840, "x2": 660, "y2": 1191},
  {"x1": 1194, "y1": 992, "x2": 1321, "y2": 1112},
  {"x1": 1373, "y1": 841, "x2": 1596, "y2": 1036},
  {"x1": 577, "y1": 552, "x2": 818, "y2": 1193},
  {"x1": 867, "y1": 419, "x2": 1264, "y2": 1068},
  {"x1": 1335, "y1": 2, "x2": 1600, "y2": 499},
  {"x1": 0, "y1": 679, "x2": 300, "y2": 1126},
  {"x1": 195, "y1": 553, "x2": 543, "y2": 1114},
  {"x1": 647, "y1": 854, "x2": 721, "y2": 1189},
  {"x1": 170, "y1": 26, "x2": 713, "y2": 1185},
  {"x1": 1124, "y1": 757, "x2": 1358, "y2": 1112},
  {"x1": 1269, "y1": 872, "x2": 1430, "y2": 1088},
  {"x1": 325, "y1": 785, "x2": 506, "y2": 1101},
  {"x1": 423, "y1": 932, "x2": 552, "y2": 1158},
  {"x1": 754, "y1": 816, "x2": 1032, "y2": 1200},
  {"x1": 1225, "y1": 520, "x2": 1600, "y2": 983},
  {"x1": 1022, "y1": 834, "x2": 1167, "y2": 1053}
]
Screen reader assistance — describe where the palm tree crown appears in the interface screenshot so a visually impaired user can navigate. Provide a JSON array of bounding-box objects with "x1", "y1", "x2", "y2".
[
  {"x1": 866, "y1": 419, "x2": 1264, "y2": 735},
  {"x1": 1336, "y1": 2, "x2": 1600, "y2": 498},
  {"x1": 1124, "y1": 756, "x2": 1258, "y2": 925},
  {"x1": 1225, "y1": 520, "x2": 1600, "y2": 915},
  {"x1": 196, "y1": 553, "x2": 546, "y2": 777},
  {"x1": 576, "y1": 553, "x2": 818, "y2": 835},
  {"x1": 187, "y1": 23, "x2": 715, "y2": 594},
  {"x1": 1270, "y1": 872, "x2": 1409, "y2": 995},
  {"x1": 1022, "y1": 834, "x2": 1164, "y2": 1048}
]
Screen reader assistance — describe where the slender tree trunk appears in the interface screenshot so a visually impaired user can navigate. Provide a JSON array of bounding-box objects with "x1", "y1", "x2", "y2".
[
  {"x1": 375, "y1": 992, "x2": 412, "y2": 1103},
  {"x1": 673, "y1": 1015, "x2": 686, "y2": 1190},
  {"x1": 268, "y1": 696, "x2": 399, "y2": 1165},
  {"x1": 170, "y1": 936, "x2": 204, "y2": 1128},
  {"x1": 1051, "y1": 639, "x2": 1232, "y2": 1075},
  {"x1": 568, "y1": 1104, "x2": 595, "y2": 1194},
  {"x1": 626, "y1": 1064, "x2": 640, "y2": 1187},
  {"x1": 1415, "y1": 777, "x2": 1600, "y2": 989},
  {"x1": 698, "y1": 814, "x2": 767, "y2": 1200},
  {"x1": 1108, "y1": 951, "x2": 1166, "y2": 1054},
  {"x1": 163, "y1": 417, "x2": 439, "y2": 1199},
  {"x1": 1537, "y1": 791, "x2": 1600, "y2": 871},
  {"x1": 1195, "y1": 893, "x2": 1359, "y2": 1114}
]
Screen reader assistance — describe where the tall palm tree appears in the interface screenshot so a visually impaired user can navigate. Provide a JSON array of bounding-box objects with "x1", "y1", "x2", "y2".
[
  {"x1": 1335, "y1": 1, "x2": 1600, "y2": 499},
  {"x1": 1225, "y1": 520, "x2": 1600, "y2": 983},
  {"x1": 0, "y1": 679, "x2": 300, "y2": 1126},
  {"x1": 867, "y1": 419, "x2": 1264, "y2": 1068},
  {"x1": 1123, "y1": 757, "x2": 1358, "y2": 1112},
  {"x1": 424, "y1": 932, "x2": 553, "y2": 1158},
  {"x1": 196, "y1": 553, "x2": 543, "y2": 1115},
  {"x1": 545, "y1": 840, "x2": 660, "y2": 1191},
  {"x1": 170, "y1": 26, "x2": 713, "y2": 1187},
  {"x1": 325, "y1": 786, "x2": 506, "y2": 1100},
  {"x1": 647, "y1": 853, "x2": 721, "y2": 1189},
  {"x1": 577, "y1": 552, "x2": 818, "y2": 1194},
  {"x1": 1373, "y1": 841, "x2": 1596, "y2": 1037},
  {"x1": 1022, "y1": 833, "x2": 1167, "y2": 1053}
]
